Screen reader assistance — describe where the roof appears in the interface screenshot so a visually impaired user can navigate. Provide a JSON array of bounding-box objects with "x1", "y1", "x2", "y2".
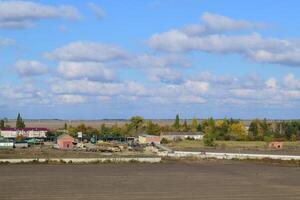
[
  {"x1": 161, "y1": 132, "x2": 204, "y2": 136},
  {"x1": 57, "y1": 134, "x2": 74, "y2": 140},
  {"x1": 0, "y1": 128, "x2": 48, "y2": 131}
]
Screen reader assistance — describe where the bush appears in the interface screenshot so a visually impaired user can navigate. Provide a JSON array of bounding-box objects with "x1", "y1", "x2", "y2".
[
  {"x1": 161, "y1": 138, "x2": 170, "y2": 144},
  {"x1": 203, "y1": 135, "x2": 216, "y2": 147},
  {"x1": 186, "y1": 136, "x2": 195, "y2": 141}
]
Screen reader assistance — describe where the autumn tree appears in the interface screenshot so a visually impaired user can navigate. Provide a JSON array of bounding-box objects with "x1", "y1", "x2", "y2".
[
  {"x1": 191, "y1": 118, "x2": 198, "y2": 132},
  {"x1": 229, "y1": 122, "x2": 247, "y2": 140}
]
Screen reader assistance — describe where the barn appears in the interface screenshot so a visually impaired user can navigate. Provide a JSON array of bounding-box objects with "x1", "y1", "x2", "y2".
[{"x1": 57, "y1": 134, "x2": 75, "y2": 149}]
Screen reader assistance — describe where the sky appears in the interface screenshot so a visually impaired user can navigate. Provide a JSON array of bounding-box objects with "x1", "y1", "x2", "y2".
[{"x1": 0, "y1": 0, "x2": 300, "y2": 119}]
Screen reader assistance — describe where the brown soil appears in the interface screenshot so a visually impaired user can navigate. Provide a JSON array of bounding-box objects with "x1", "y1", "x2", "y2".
[{"x1": 0, "y1": 162, "x2": 299, "y2": 200}]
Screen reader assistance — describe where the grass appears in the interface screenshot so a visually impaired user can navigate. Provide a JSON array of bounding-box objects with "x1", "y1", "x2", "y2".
[{"x1": 166, "y1": 140, "x2": 300, "y2": 151}]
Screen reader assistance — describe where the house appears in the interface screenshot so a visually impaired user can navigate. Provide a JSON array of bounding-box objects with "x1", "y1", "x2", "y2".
[
  {"x1": 160, "y1": 132, "x2": 204, "y2": 141},
  {"x1": 0, "y1": 128, "x2": 48, "y2": 139},
  {"x1": 138, "y1": 135, "x2": 161, "y2": 144},
  {"x1": 57, "y1": 134, "x2": 75, "y2": 149}
]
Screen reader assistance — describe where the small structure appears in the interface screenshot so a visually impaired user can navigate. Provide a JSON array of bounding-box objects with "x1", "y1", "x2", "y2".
[
  {"x1": 14, "y1": 142, "x2": 28, "y2": 148},
  {"x1": 57, "y1": 134, "x2": 75, "y2": 149},
  {"x1": 138, "y1": 135, "x2": 161, "y2": 144},
  {"x1": 269, "y1": 141, "x2": 283, "y2": 149},
  {"x1": 0, "y1": 137, "x2": 14, "y2": 149},
  {"x1": 160, "y1": 132, "x2": 204, "y2": 141},
  {"x1": 0, "y1": 128, "x2": 48, "y2": 139}
]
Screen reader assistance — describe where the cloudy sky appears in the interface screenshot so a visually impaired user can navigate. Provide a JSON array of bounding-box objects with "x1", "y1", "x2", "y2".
[{"x1": 0, "y1": 0, "x2": 300, "y2": 119}]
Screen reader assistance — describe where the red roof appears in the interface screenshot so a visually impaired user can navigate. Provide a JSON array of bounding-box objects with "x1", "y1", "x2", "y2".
[{"x1": 1, "y1": 128, "x2": 48, "y2": 131}]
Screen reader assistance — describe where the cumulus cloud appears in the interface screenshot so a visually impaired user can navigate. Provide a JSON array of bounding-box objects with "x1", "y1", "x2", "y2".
[
  {"x1": 86, "y1": 2, "x2": 105, "y2": 19},
  {"x1": 57, "y1": 61, "x2": 117, "y2": 82},
  {"x1": 0, "y1": 1, "x2": 81, "y2": 29},
  {"x1": 283, "y1": 73, "x2": 300, "y2": 89},
  {"x1": 45, "y1": 41, "x2": 128, "y2": 62},
  {"x1": 266, "y1": 78, "x2": 277, "y2": 89},
  {"x1": 147, "y1": 12, "x2": 300, "y2": 67},
  {"x1": 15, "y1": 60, "x2": 48, "y2": 77}
]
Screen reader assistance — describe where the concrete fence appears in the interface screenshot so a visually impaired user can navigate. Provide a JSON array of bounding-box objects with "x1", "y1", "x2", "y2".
[
  {"x1": 160, "y1": 151, "x2": 300, "y2": 161},
  {"x1": 0, "y1": 157, "x2": 162, "y2": 164}
]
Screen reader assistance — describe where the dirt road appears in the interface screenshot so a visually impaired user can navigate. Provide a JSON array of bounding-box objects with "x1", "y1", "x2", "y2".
[{"x1": 0, "y1": 162, "x2": 299, "y2": 200}]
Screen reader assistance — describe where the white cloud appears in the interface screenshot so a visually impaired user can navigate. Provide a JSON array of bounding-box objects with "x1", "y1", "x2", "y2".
[
  {"x1": 58, "y1": 94, "x2": 87, "y2": 104},
  {"x1": 283, "y1": 73, "x2": 300, "y2": 89},
  {"x1": 51, "y1": 79, "x2": 146, "y2": 97},
  {"x1": 266, "y1": 78, "x2": 277, "y2": 89},
  {"x1": 45, "y1": 41, "x2": 128, "y2": 62},
  {"x1": 86, "y1": 2, "x2": 105, "y2": 19},
  {"x1": 147, "y1": 12, "x2": 300, "y2": 67},
  {"x1": 15, "y1": 60, "x2": 48, "y2": 76},
  {"x1": 57, "y1": 61, "x2": 116, "y2": 82},
  {"x1": 0, "y1": 1, "x2": 81, "y2": 29}
]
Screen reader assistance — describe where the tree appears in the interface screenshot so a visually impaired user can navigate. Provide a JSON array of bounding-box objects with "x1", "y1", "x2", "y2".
[
  {"x1": 146, "y1": 120, "x2": 161, "y2": 135},
  {"x1": 16, "y1": 113, "x2": 25, "y2": 128},
  {"x1": 64, "y1": 123, "x2": 68, "y2": 130},
  {"x1": 0, "y1": 119, "x2": 4, "y2": 129},
  {"x1": 130, "y1": 116, "x2": 144, "y2": 133},
  {"x1": 173, "y1": 114, "x2": 180, "y2": 130},
  {"x1": 191, "y1": 118, "x2": 198, "y2": 132},
  {"x1": 182, "y1": 119, "x2": 189, "y2": 132},
  {"x1": 229, "y1": 122, "x2": 247, "y2": 140}
]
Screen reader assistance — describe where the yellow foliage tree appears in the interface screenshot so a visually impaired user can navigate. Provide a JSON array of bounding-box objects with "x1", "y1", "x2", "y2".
[{"x1": 229, "y1": 122, "x2": 247, "y2": 140}]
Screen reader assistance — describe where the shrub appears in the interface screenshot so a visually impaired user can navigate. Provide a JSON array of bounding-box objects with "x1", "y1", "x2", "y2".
[
  {"x1": 203, "y1": 135, "x2": 216, "y2": 147},
  {"x1": 161, "y1": 138, "x2": 170, "y2": 144}
]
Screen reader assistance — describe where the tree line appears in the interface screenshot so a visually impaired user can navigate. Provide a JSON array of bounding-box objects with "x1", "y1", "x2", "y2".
[{"x1": 1, "y1": 114, "x2": 300, "y2": 142}]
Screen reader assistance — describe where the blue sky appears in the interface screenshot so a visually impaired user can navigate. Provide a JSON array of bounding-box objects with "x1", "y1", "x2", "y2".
[{"x1": 0, "y1": 0, "x2": 300, "y2": 119}]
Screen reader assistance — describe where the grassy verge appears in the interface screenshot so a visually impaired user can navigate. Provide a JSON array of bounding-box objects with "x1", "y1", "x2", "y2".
[{"x1": 166, "y1": 140, "x2": 300, "y2": 151}]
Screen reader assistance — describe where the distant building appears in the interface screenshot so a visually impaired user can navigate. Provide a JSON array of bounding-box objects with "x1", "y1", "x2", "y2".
[
  {"x1": 160, "y1": 132, "x2": 204, "y2": 141},
  {"x1": 57, "y1": 134, "x2": 75, "y2": 149},
  {"x1": 0, "y1": 137, "x2": 14, "y2": 149},
  {"x1": 269, "y1": 141, "x2": 283, "y2": 149},
  {"x1": 0, "y1": 128, "x2": 48, "y2": 139},
  {"x1": 138, "y1": 135, "x2": 161, "y2": 144}
]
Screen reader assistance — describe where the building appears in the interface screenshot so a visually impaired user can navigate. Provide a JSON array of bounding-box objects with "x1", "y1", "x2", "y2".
[
  {"x1": 0, "y1": 128, "x2": 48, "y2": 139},
  {"x1": 269, "y1": 141, "x2": 283, "y2": 149},
  {"x1": 57, "y1": 134, "x2": 75, "y2": 149},
  {"x1": 138, "y1": 135, "x2": 161, "y2": 144},
  {"x1": 160, "y1": 132, "x2": 204, "y2": 141},
  {"x1": 0, "y1": 137, "x2": 14, "y2": 149}
]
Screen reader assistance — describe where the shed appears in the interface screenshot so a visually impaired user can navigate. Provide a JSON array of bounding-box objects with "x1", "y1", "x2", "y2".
[
  {"x1": 138, "y1": 135, "x2": 161, "y2": 144},
  {"x1": 269, "y1": 142, "x2": 283, "y2": 149},
  {"x1": 57, "y1": 134, "x2": 75, "y2": 149}
]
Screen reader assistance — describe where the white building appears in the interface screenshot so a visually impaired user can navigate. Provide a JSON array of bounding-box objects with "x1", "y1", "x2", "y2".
[
  {"x1": 0, "y1": 128, "x2": 48, "y2": 139},
  {"x1": 160, "y1": 132, "x2": 204, "y2": 141}
]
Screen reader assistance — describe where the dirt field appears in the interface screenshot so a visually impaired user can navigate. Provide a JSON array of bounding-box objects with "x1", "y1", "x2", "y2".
[{"x1": 0, "y1": 162, "x2": 299, "y2": 200}]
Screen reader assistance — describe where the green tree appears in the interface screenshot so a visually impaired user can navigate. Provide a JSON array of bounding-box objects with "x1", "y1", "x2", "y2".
[
  {"x1": 130, "y1": 116, "x2": 144, "y2": 133},
  {"x1": 173, "y1": 114, "x2": 180, "y2": 130},
  {"x1": 146, "y1": 120, "x2": 161, "y2": 135},
  {"x1": 182, "y1": 119, "x2": 189, "y2": 132},
  {"x1": 16, "y1": 113, "x2": 25, "y2": 128},
  {"x1": 0, "y1": 119, "x2": 4, "y2": 129},
  {"x1": 64, "y1": 123, "x2": 68, "y2": 130}
]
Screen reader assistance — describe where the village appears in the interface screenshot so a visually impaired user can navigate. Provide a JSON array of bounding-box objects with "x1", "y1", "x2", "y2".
[{"x1": 1, "y1": 114, "x2": 300, "y2": 160}]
